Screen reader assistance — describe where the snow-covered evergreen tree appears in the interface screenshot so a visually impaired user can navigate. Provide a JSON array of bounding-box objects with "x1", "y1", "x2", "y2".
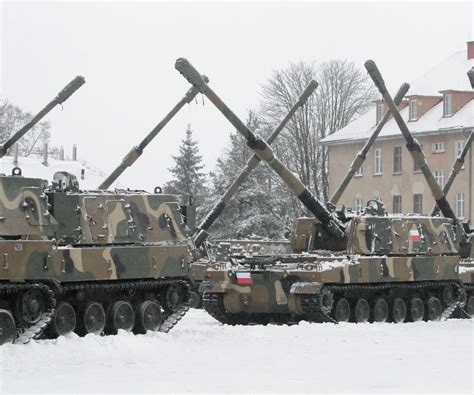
[
  {"x1": 207, "y1": 111, "x2": 294, "y2": 240},
  {"x1": 165, "y1": 124, "x2": 208, "y2": 219}
]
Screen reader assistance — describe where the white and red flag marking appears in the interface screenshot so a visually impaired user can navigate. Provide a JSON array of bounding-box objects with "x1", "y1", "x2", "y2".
[
  {"x1": 236, "y1": 272, "x2": 253, "y2": 285},
  {"x1": 410, "y1": 228, "x2": 421, "y2": 242}
]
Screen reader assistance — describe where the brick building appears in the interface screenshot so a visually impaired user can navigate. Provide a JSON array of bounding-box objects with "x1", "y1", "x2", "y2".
[{"x1": 322, "y1": 42, "x2": 474, "y2": 223}]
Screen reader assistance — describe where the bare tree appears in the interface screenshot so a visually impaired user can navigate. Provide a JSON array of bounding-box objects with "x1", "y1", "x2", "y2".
[
  {"x1": 259, "y1": 60, "x2": 376, "y2": 201},
  {"x1": 0, "y1": 99, "x2": 51, "y2": 156}
]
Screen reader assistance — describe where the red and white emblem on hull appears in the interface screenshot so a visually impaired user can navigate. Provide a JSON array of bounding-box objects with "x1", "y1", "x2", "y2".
[
  {"x1": 236, "y1": 272, "x2": 253, "y2": 285},
  {"x1": 410, "y1": 228, "x2": 421, "y2": 241}
]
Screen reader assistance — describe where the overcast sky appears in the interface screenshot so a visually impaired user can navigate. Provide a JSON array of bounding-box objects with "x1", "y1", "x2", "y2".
[{"x1": 1, "y1": 1, "x2": 472, "y2": 191}]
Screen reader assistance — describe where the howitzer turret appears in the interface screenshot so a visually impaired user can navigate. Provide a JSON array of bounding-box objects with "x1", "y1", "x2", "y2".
[
  {"x1": 329, "y1": 83, "x2": 410, "y2": 205},
  {"x1": 430, "y1": 131, "x2": 473, "y2": 216},
  {"x1": 0, "y1": 74, "x2": 197, "y2": 345},
  {"x1": 365, "y1": 61, "x2": 459, "y2": 224},
  {"x1": 0, "y1": 76, "x2": 85, "y2": 158},
  {"x1": 175, "y1": 58, "x2": 346, "y2": 243},
  {"x1": 98, "y1": 80, "x2": 208, "y2": 190},
  {"x1": 193, "y1": 80, "x2": 318, "y2": 247}
]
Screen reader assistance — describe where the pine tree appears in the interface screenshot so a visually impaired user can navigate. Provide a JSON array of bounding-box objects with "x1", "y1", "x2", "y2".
[
  {"x1": 207, "y1": 110, "x2": 294, "y2": 240},
  {"x1": 165, "y1": 124, "x2": 208, "y2": 218}
]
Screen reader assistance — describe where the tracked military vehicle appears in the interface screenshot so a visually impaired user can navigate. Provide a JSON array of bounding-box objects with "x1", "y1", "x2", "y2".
[
  {"x1": 0, "y1": 78, "x2": 196, "y2": 345},
  {"x1": 176, "y1": 58, "x2": 470, "y2": 325}
]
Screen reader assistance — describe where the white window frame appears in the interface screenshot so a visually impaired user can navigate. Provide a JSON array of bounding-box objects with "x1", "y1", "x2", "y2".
[
  {"x1": 455, "y1": 140, "x2": 464, "y2": 158},
  {"x1": 409, "y1": 100, "x2": 418, "y2": 120},
  {"x1": 354, "y1": 196, "x2": 364, "y2": 213},
  {"x1": 354, "y1": 165, "x2": 363, "y2": 177},
  {"x1": 374, "y1": 148, "x2": 382, "y2": 175},
  {"x1": 432, "y1": 142, "x2": 445, "y2": 153},
  {"x1": 443, "y1": 94, "x2": 453, "y2": 117},
  {"x1": 393, "y1": 195, "x2": 402, "y2": 214},
  {"x1": 456, "y1": 192, "x2": 465, "y2": 218},
  {"x1": 434, "y1": 170, "x2": 445, "y2": 189},
  {"x1": 413, "y1": 194, "x2": 423, "y2": 214},
  {"x1": 393, "y1": 146, "x2": 402, "y2": 174}
]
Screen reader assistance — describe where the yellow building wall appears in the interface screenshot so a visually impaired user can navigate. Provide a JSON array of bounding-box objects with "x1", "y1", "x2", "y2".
[{"x1": 327, "y1": 130, "x2": 473, "y2": 223}]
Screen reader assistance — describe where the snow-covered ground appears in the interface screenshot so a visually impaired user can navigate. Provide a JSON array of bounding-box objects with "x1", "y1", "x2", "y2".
[{"x1": 0, "y1": 310, "x2": 473, "y2": 394}]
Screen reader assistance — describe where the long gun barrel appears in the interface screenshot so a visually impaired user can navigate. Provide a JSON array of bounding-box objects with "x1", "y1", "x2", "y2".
[
  {"x1": 430, "y1": 130, "x2": 474, "y2": 216},
  {"x1": 330, "y1": 83, "x2": 410, "y2": 205},
  {"x1": 98, "y1": 82, "x2": 207, "y2": 190},
  {"x1": 365, "y1": 60, "x2": 458, "y2": 223},
  {"x1": 193, "y1": 80, "x2": 318, "y2": 247},
  {"x1": 175, "y1": 58, "x2": 345, "y2": 240},
  {"x1": 0, "y1": 76, "x2": 85, "y2": 158}
]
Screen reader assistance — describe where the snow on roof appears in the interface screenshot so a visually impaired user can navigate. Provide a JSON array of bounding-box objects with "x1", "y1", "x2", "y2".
[
  {"x1": 323, "y1": 49, "x2": 474, "y2": 145},
  {"x1": 323, "y1": 98, "x2": 474, "y2": 144},
  {"x1": 409, "y1": 50, "x2": 474, "y2": 96},
  {"x1": 0, "y1": 156, "x2": 119, "y2": 190}
]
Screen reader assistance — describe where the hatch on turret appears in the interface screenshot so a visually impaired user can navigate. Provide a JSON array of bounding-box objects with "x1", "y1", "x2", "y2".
[{"x1": 0, "y1": 176, "x2": 58, "y2": 237}]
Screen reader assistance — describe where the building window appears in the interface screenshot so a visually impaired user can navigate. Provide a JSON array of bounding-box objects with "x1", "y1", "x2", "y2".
[
  {"x1": 434, "y1": 170, "x2": 445, "y2": 189},
  {"x1": 409, "y1": 100, "x2": 417, "y2": 120},
  {"x1": 456, "y1": 192, "x2": 465, "y2": 218},
  {"x1": 443, "y1": 94, "x2": 452, "y2": 116},
  {"x1": 393, "y1": 146, "x2": 402, "y2": 173},
  {"x1": 413, "y1": 194, "x2": 423, "y2": 214},
  {"x1": 354, "y1": 196, "x2": 364, "y2": 213},
  {"x1": 455, "y1": 140, "x2": 464, "y2": 158},
  {"x1": 376, "y1": 103, "x2": 385, "y2": 124},
  {"x1": 374, "y1": 148, "x2": 382, "y2": 175},
  {"x1": 393, "y1": 195, "x2": 402, "y2": 214},
  {"x1": 432, "y1": 142, "x2": 445, "y2": 153},
  {"x1": 354, "y1": 165, "x2": 363, "y2": 177}
]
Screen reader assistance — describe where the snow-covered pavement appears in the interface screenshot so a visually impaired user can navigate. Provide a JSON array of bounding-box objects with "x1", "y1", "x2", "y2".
[{"x1": 0, "y1": 310, "x2": 473, "y2": 394}]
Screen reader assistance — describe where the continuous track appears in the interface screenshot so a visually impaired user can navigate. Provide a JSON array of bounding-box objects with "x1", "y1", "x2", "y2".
[{"x1": 203, "y1": 280, "x2": 464, "y2": 325}]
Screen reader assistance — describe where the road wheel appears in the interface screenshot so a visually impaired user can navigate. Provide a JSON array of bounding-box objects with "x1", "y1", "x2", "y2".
[
  {"x1": 188, "y1": 291, "x2": 202, "y2": 309},
  {"x1": 50, "y1": 302, "x2": 76, "y2": 337},
  {"x1": 135, "y1": 300, "x2": 162, "y2": 334},
  {"x1": 108, "y1": 301, "x2": 135, "y2": 334},
  {"x1": 373, "y1": 298, "x2": 389, "y2": 323},
  {"x1": 334, "y1": 298, "x2": 350, "y2": 322},
  {"x1": 391, "y1": 298, "x2": 406, "y2": 323},
  {"x1": 78, "y1": 301, "x2": 106, "y2": 336},
  {"x1": 410, "y1": 297, "x2": 424, "y2": 322},
  {"x1": 0, "y1": 309, "x2": 16, "y2": 345},
  {"x1": 354, "y1": 298, "x2": 370, "y2": 323},
  {"x1": 426, "y1": 297, "x2": 442, "y2": 321}
]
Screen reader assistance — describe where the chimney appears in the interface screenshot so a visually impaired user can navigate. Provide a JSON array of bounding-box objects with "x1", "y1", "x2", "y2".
[
  {"x1": 468, "y1": 41, "x2": 474, "y2": 60},
  {"x1": 72, "y1": 144, "x2": 77, "y2": 161}
]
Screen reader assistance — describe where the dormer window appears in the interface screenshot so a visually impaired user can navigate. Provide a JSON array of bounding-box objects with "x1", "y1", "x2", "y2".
[
  {"x1": 409, "y1": 99, "x2": 418, "y2": 120},
  {"x1": 443, "y1": 94, "x2": 452, "y2": 116},
  {"x1": 376, "y1": 103, "x2": 385, "y2": 124}
]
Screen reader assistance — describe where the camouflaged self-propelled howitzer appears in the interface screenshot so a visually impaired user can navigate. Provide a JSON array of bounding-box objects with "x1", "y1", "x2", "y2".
[
  {"x1": 175, "y1": 58, "x2": 470, "y2": 325},
  {"x1": 0, "y1": 78, "x2": 196, "y2": 345}
]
